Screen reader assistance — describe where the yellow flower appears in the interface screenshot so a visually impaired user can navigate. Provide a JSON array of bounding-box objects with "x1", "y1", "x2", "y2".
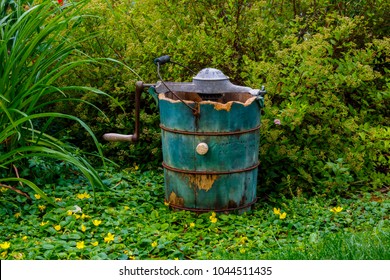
[
  {"x1": 0, "y1": 242, "x2": 11, "y2": 250},
  {"x1": 273, "y1": 208, "x2": 281, "y2": 215},
  {"x1": 189, "y1": 222, "x2": 195, "y2": 228},
  {"x1": 330, "y1": 206, "x2": 343, "y2": 213},
  {"x1": 74, "y1": 214, "x2": 81, "y2": 219},
  {"x1": 92, "y1": 220, "x2": 102, "y2": 226},
  {"x1": 209, "y1": 212, "x2": 217, "y2": 223},
  {"x1": 91, "y1": 241, "x2": 99, "y2": 246},
  {"x1": 81, "y1": 224, "x2": 86, "y2": 232},
  {"x1": 81, "y1": 213, "x2": 90, "y2": 220},
  {"x1": 129, "y1": 255, "x2": 136, "y2": 260},
  {"x1": 239, "y1": 248, "x2": 246, "y2": 254},
  {"x1": 54, "y1": 225, "x2": 61, "y2": 231},
  {"x1": 77, "y1": 192, "x2": 91, "y2": 200},
  {"x1": 40, "y1": 221, "x2": 48, "y2": 226},
  {"x1": 164, "y1": 201, "x2": 170, "y2": 206},
  {"x1": 55, "y1": 198, "x2": 62, "y2": 202},
  {"x1": 67, "y1": 210, "x2": 73, "y2": 216},
  {"x1": 151, "y1": 241, "x2": 158, "y2": 248},
  {"x1": 76, "y1": 241, "x2": 85, "y2": 249},
  {"x1": 134, "y1": 165, "x2": 139, "y2": 171},
  {"x1": 279, "y1": 212, "x2": 287, "y2": 219},
  {"x1": 34, "y1": 194, "x2": 41, "y2": 200},
  {"x1": 1, "y1": 187, "x2": 8, "y2": 192},
  {"x1": 174, "y1": 257, "x2": 179, "y2": 260},
  {"x1": 239, "y1": 236, "x2": 248, "y2": 244},
  {"x1": 104, "y1": 233, "x2": 115, "y2": 243},
  {"x1": 22, "y1": 236, "x2": 28, "y2": 241},
  {"x1": 38, "y1": 205, "x2": 46, "y2": 211},
  {"x1": 14, "y1": 212, "x2": 21, "y2": 218}
]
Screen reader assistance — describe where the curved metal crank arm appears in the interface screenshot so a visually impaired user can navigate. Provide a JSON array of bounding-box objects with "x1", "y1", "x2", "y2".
[{"x1": 103, "y1": 81, "x2": 152, "y2": 142}]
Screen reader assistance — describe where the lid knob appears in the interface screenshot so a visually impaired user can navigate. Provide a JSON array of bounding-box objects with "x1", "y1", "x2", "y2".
[{"x1": 193, "y1": 68, "x2": 229, "y2": 81}]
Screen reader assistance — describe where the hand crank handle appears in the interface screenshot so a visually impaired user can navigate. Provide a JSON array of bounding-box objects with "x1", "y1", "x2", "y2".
[
  {"x1": 103, "y1": 81, "x2": 144, "y2": 142},
  {"x1": 102, "y1": 133, "x2": 137, "y2": 142}
]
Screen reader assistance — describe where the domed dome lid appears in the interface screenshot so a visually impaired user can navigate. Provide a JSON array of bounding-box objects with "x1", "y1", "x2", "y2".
[{"x1": 193, "y1": 68, "x2": 229, "y2": 81}]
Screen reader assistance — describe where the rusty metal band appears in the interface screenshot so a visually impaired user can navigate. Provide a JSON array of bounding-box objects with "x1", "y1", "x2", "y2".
[
  {"x1": 162, "y1": 162, "x2": 260, "y2": 175},
  {"x1": 165, "y1": 197, "x2": 258, "y2": 213},
  {"x1": 160, "y1": 124, "x2": 261, "y2": 136}
]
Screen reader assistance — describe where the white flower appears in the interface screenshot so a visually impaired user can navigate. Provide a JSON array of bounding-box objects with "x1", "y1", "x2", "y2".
[{"x1": 72, "y1": 205, "x2": 82, "y2": 213}]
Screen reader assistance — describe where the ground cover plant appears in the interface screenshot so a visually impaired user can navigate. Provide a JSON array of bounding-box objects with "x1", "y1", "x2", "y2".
[{"x1": 0, "y1": 170, "x2": 389, "y2": 260}]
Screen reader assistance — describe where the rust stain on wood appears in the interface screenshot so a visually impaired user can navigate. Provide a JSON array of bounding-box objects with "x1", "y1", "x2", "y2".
[
  {"x1": 159, "y1": 93, "x2": 257, "y2": 112},
  {"x1": 204, "y1": 96, "x2": 257, "y2": 112},
  {"x1": 212, "y1": 102, "x2": 233, "y2": 112},
  {"x1": 186, "y1": 174, "x2": 219, "y2": 192},
  {"x1": 169, "y1": 191, "x2": 184, "y2": 206}
]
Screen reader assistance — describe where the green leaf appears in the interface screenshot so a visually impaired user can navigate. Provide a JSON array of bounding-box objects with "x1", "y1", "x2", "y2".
[
  {"x1": 60, "y1": 233, "x2": 82, "y2": 240},
  {"x1": 160, "y1": 223, "x2": 169, "y2": 230},
  {"x1": 42, "y1": 244, "x2": 55, "y2": 250}
]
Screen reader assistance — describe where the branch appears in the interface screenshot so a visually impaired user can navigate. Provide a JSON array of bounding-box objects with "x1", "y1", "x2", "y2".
[
  {"x1": 13, "y1": 164, "x2": 24, "y2": 188},
  {"x1": 0, "y1": 183, "x2": 32, "y2": 201}
]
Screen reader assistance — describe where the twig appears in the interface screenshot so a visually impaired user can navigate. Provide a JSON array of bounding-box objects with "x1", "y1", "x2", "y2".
[
  {"x1": 13, "y1": 164, "x2": 23, "y2": 188},
  {"x1": 0, "y1": 183, "x2": 32, "y2": 201}
]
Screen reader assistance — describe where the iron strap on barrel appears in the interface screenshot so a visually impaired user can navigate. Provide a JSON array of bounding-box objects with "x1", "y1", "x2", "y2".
[
  {"x1": 166, "y1": 197, "x2": 258, "y2": 213},
  {"x1": 160, "y1": 124, "x2": 261, "y2": 136},
  {"x1": 162, "y1": 162, "x2": 260, "y2": 175}
]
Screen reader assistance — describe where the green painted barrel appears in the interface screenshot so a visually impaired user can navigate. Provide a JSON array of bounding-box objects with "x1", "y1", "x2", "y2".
[{"x1": 158, "y1": 91, "x2": 263, "y2": 212}]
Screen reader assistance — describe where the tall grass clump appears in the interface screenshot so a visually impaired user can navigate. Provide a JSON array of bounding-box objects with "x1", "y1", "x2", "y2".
[{"x1": 0, "y1": 0, "x2": 111, "y2": 204}]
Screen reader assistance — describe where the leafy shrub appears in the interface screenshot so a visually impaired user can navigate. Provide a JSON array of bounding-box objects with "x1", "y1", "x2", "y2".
[{"x1": 243, "y1": 14, "x2": 389, "y2": 195}]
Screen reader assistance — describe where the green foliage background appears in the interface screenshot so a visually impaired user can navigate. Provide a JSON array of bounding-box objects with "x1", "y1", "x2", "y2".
[
  {"x1": 1, "y1": 0, "x2": 389, "y2": 261},
  {"x1": 60, "y1": 0, "x2": 389, "y2": 196}
]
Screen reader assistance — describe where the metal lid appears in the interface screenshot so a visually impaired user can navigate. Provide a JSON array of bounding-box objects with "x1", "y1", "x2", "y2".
[{"x1": 155, "y1": 68, "x2": 258, "y2": 95}]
